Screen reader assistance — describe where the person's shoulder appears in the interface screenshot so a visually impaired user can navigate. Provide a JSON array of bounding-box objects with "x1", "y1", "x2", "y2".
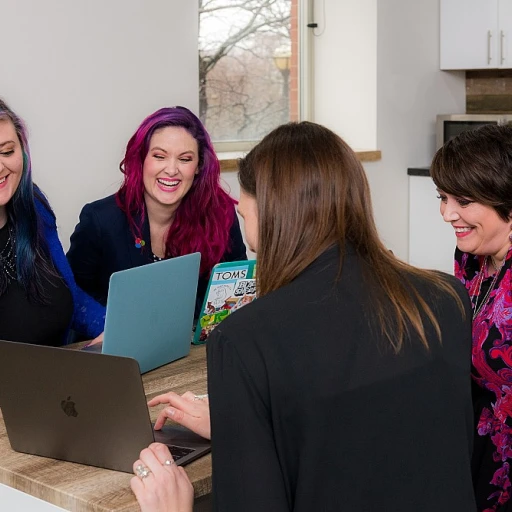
[
  {"x1": 206, "y1": 282, "x2": 292, "y2": 351},
  {"x1": 407, "y1": 269, "x2": 471, "y2": 316},
  {"x1": 33, "y1": 185, "x2": 56, "y2": 228},
  {"x1": 81, "y1": 194, "x2": 119, "y2": 215},
  {"x1": 76, "y1": 194, "x2": 129, "y2": 238},
  {"x1": 415, "y1": 269, "x2": 466, "y2": 293}
]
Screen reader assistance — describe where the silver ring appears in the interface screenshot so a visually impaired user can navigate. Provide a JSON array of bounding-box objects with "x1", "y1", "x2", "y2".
[
  {"x1": 164, "y1": 459, "x2": 175, "y2": 466},
  {"x1": 193, "y1": 394, "x2": 208, "y2": 401},
  {"x1": 135, "y1": 464, "x2": 151, "y2": 479}
]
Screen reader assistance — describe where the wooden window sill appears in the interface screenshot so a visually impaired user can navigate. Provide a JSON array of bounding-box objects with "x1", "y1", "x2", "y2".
[{"x1": 219, "y1": 150, "x2": 382, "y2": 172}]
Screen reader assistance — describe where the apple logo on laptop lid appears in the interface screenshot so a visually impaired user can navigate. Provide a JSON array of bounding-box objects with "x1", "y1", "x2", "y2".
[{"x1": 61, "y1": 396, "x2": 78, "y2": 417}]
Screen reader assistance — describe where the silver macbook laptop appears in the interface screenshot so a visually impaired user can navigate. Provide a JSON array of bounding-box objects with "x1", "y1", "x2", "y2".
[
  {"x1": 86, "y1": 253, "x2": 200, "y2": 373},
  {"x1": 0, "y1": 340, "x2": 210, "y2": 472}
]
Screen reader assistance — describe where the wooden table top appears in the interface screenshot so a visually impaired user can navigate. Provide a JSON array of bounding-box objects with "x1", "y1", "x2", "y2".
[{"x1": 0, "y1": 344, "x2": 211, "y2": 512}]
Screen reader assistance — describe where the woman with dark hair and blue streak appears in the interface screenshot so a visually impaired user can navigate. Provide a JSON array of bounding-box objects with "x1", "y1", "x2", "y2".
[{"x1": 0, "y1": 98, "x2": 105, "y2": 346}]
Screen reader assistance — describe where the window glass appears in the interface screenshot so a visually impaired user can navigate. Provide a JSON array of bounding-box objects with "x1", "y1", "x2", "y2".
[{"x1": 199, "y1": 0, "x2": 299, "y2": 144}]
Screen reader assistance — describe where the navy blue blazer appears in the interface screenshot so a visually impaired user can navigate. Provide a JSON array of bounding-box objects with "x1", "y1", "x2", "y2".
[{"x1": 66, "y1": 194, "x2": 247, "y2": 318}]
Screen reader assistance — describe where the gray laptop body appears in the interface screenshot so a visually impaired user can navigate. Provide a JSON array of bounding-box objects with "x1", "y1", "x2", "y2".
[
  {"x1": 0, "y1": 340, "x2": 210, "y2": 473},
  {"x1": 92, "y1": 252, "x2": 200, "y2": 374}
]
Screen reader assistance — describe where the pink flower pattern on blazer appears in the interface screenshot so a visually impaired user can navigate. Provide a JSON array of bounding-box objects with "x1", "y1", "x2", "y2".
[{"x1": 456, "y1": 248, "x2": 512, "y2": 511}]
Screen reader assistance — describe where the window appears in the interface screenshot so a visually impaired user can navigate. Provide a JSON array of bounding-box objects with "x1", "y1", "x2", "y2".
[{"x1": 199, "y1": 0, "x2": 307, "y2": 150}]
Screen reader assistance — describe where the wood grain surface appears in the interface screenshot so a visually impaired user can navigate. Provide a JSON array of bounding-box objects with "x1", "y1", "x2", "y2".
[
  {"x1": 219, "y1": 149, "x2": 382, "y2": 172},
  {"x1": 0, "y1": 344, "x2": 211, "y2": 511}
]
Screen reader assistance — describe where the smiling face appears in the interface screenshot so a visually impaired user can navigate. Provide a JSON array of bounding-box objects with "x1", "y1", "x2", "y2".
[
  {"x1": 0, "y1": 118, "x2": 24, "y2": 227},
  {"x1": 237, "y1": 189, "x2": 259, "y2": 253},
  {"x1": 438, "y1": 188, "x2": 512, "y2": 260},
  {"x1": 142, "y1": 126, "x2": 199, "y2": 216}
]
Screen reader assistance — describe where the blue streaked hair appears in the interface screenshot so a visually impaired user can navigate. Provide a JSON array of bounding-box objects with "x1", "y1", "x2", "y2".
[{"x1": 0, "y1": 99, "x2": 55, "y2": 301}]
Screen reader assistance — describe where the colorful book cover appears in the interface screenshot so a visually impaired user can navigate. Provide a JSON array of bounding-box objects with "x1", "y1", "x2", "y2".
[{"x1": 193, "y1": 260, "x2": 257, "y2": 344}]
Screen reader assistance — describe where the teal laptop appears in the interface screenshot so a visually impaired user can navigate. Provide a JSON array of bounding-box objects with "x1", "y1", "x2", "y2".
[{"x1": 86, "y1": 253, "x2": 200, "y2": 373}]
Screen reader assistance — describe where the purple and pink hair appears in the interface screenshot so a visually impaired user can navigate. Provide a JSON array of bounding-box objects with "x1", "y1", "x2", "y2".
[{"x1": 116, "y1": 106, "x2": 236, "y2": 275}]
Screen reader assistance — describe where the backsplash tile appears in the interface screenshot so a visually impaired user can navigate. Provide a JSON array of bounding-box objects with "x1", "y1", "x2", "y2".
[{"x1": 466, "y1": 70, "x2": 512, "y2": 113}]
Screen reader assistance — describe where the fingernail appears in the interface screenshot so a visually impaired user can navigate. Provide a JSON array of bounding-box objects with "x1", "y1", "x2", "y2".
[{"x1": 166, "y1": 407, "x2": 175, "y2": 416}]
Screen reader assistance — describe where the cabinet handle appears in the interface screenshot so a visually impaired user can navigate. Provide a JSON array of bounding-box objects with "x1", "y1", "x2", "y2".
[
  {"x1": 501, "y1": 30, "x2": 506, "y2": 65},
  {"x1": 488, "y1": 30, "x2": 492, "y2": 65}
]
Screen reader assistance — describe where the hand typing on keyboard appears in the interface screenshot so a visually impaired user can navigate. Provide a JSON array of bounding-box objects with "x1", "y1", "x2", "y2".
[{"x1": 148, "y1": 391, "x2": 211, "y2": 440}]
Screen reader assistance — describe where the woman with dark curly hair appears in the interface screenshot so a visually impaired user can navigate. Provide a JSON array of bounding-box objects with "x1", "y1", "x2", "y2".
[{"x1": 431, "y1": 124, "x2": 512, "y2": 511}]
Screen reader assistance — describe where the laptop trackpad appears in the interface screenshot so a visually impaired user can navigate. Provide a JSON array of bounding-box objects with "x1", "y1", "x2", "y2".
[{"x1": 152, "y1": 424, "x2": 211, "y2": 466}]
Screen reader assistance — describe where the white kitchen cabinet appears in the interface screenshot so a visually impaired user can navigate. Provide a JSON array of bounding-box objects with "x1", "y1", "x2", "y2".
[
  {"x1": 500, "y1": 0, "x2": 512, "y2": 67},
  {"x1": 440, "y1": 0, "x2": 512, "y2": 70},
  {"x1": 0, "y1": 484, "x2": 66, "y2": 511},
  {"x1": 408, "y1": 174, "x2": 455, "y2": 274}
]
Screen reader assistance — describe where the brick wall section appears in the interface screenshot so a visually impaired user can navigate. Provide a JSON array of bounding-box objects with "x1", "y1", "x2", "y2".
[
  {"x1": 290, "y1": 0, "x2": 299, "y2": 121},
  {"x1": 466, "y1": 70, "x2": 512, "y2": 113}
]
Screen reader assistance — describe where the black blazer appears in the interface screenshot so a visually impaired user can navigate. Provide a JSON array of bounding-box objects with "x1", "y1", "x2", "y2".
[
  {"x1": 66, "y1": 194, "x2": 247, "y2": 317},
  {"x1": 207, "y1": 245, "x2": 476, "y2": 512}
]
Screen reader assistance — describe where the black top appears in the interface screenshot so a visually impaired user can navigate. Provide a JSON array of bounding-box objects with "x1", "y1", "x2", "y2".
[
  {"x1": 207, "y1": 245, "x2": 476, "y2": 512},
  {"x1": 0, "y1": 223, "x2": 73, "y2": 346},
  {"x1": 66, "y1": 194, "x2": 247, "y2": 318}
]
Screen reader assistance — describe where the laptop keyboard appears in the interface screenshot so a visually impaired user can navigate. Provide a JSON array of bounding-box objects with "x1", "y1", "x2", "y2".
[{"x1": 167, "y1": 444, "x2": 195, "y2": 462}]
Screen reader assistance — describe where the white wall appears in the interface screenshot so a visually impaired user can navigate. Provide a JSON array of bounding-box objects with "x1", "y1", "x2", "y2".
[
  {"x1": 1, "y1": 0, "x2": 199, "y2": 250},
  {"x1": 312, "y1": 0, "x2": 377, "y2": 149},
  {"x1": 312, "y1": 0, "x2": 466, "y2": 261},
  {"x1": 1, "y1": 0, "x2": 468, "y2": 261},
  {"x1": 369, "y1": 0, "x2": 465, "y2": 260}
]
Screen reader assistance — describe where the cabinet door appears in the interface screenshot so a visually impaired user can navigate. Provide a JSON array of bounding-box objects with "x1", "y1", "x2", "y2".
[
  {"x1": 408, "y1": 177, "x2": 455, "y2": 274},
  {"x1": 441, "y1": 0, "x2": 499, "y2": 70},
  {"x1": 499, "y1": 0, "x2": 512, "y2": 67}
]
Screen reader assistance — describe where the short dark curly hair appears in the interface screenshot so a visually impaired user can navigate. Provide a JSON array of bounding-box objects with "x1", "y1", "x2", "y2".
[{"x1": 430, "y1": 123, "x2": 512, "y2": 221}]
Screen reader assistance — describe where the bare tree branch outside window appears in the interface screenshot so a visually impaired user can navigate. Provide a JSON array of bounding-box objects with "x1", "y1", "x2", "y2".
[{"x1": 199, "y1": 0, "x2": 294, "y2": 142}]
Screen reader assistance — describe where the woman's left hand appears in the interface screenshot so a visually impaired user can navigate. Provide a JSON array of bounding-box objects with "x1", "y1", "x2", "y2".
[
  {"x1": 131, "y1": 442, "x2": 194, "y2": 512},
  {"x1": 149, "y1": 391, "x2": 211, "y2": 440},
  {"x1": 86, "y1": 332, "x2": 103, "y2": 347}
]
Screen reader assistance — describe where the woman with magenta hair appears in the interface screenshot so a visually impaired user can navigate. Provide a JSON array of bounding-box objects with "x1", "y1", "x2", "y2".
[
  {"x1": 67, "y1": 106, "x2": 246, "y2": 316},
  {"x1": 0, "y1": 98, "x2": 105, "y2": 346}
]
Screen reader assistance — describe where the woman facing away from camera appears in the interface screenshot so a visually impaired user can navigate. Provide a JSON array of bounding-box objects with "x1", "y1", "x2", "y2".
[
  {"x1": 431, "y1": 124, "x2": 512, "y2": 512},
  {"x1": 130, "y1": 122, "x2": 476, "y2": 512},
  {"x1": 67, "y1": 106, "x2": 246, "y2": 318},
  {"x1": 0, "y1": 99, "x2": 104, "y2": 346}
]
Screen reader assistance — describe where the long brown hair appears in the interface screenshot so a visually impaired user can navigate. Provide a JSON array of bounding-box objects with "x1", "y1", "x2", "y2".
[{"x1": 238, "y1": 121, "x2": 464, "y2": 352}]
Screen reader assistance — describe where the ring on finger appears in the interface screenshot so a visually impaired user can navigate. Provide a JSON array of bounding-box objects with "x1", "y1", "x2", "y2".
[
  {"x1": 164, "y1": 459, "x2": 175, "y2": 467},
  {"x1": 135, "y1": 464, "x2": 152, "y2": 479},
  {"x1": 193, "y1": 394, "x2": 208, "y2": 401}
]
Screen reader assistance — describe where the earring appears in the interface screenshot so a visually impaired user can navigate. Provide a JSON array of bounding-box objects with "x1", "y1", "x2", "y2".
[{"x1": 509, "y1": 231, "x2": 512, "y2": 243}]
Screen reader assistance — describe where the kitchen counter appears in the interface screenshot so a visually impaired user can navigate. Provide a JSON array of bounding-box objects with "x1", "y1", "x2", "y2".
[{"x1": 407, "y1": 166, "x2": 430, "y2": 177}]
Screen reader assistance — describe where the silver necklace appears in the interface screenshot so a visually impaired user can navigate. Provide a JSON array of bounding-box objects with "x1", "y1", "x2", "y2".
[
  {"x1": 491, "y1": 256, "x2": 504, "y2": 273},
  {"x1": 0, "y1": 225, "x2": 17, "y2": 283},
  {"x1": 472, "y1": 256, "x2": 504, "y2": 319}
]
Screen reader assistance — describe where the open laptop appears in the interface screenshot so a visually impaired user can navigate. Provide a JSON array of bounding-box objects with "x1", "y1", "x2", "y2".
[
  {"x1": 86, "y1": 252, "x2": 200, "y2": 373},
  {"x1": 0, "y1": 340, "x2": 210, "y2": 473}
]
